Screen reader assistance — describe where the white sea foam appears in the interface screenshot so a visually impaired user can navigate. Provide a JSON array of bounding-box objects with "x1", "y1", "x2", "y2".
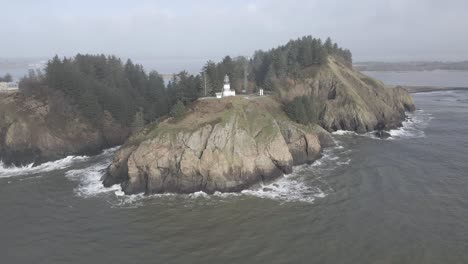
[
  {"x1": 240, "y1": 173, "x2": 325, "y2": 203},
  {"x1": 388, "y1": 110, "x2": 432, "y2": 139},
  {"x1": 0, "y1": 146, "x2": 122, "y2": 179},
  {"x1": 70, "y1": 141, "x2": 351, "y2": 206},
  {"x1": 107, "y1": 144, "x2": 353, "y2": 207},
  {"x1": 65, "y1": 160, "x2": 121, "y2": 197},
  {"x1": 65, "y1": 147, "x2": 121, "y2": 197},
  {"x1": 332, "y1": 130, "x2": 357, "y2": 136},
  {"x1": 0, "y1": 155, "x2": 89, "y2": 178},
  {"x1": 331, "y1": 110, "x2": 432, "y2": 141}
]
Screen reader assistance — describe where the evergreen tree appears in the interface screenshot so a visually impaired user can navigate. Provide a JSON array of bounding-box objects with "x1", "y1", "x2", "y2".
[
  {"x1": 0, "y1": 73, "x2": 12, "y2": 82},
  {"x1": 324, "y1": 37, "x2": 333, "y2": 54},
  {"x1": 131, "y1": 109, "x2": 145, "y2": 132},
  {"x1": 170, "y1": 101, "x2": 186, "y2": 120}
]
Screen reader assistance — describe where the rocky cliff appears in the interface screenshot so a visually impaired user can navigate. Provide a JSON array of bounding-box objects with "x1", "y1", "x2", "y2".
[
  {"x1": 103, "y1": 57, "x2": 416, "y2": 195},
  {"x1": 103, "y1": 97, "x2": 333, "y2": 194},
  {"x1": 277, "y1": 57, "x2": 416, "y2": 133},
  {"x1": 0, "y1": 92, "x2": 129, "y2": 166}
]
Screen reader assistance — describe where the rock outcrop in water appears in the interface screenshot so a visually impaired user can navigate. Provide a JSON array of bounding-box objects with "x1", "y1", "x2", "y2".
[
  {"x1": 103, "y1": 56, "x2": 416, "y2": 195},
  {"x1": 103, "y1": 97, "x2": 332, "y2": 194},
  {"x1": 0, "y1": 93, "x2": 129, "y2": 166}
]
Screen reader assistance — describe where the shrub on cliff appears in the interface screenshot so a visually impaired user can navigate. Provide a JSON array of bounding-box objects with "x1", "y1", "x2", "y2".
[
  {"x1": 283, "y1": 96, "x2": 320, "y2": 125},
  {"x1": 170, "y1": 101, "x2": 186, "y2": 120}
]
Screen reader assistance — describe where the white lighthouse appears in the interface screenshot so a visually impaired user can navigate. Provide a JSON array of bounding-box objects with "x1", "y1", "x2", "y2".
[{"x1": 222, "y1": 74, "x2": 236, "y2": 97}]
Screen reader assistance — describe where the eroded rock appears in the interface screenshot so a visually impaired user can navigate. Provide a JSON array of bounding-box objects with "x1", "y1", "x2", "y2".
[{"x1": 103, "y1": 97, "x2": 327, "y2": 194}]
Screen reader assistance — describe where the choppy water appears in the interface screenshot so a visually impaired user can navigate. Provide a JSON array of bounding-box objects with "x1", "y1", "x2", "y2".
[{"x1": 1, "y1": 91, "x2": 468, "y2": 263}]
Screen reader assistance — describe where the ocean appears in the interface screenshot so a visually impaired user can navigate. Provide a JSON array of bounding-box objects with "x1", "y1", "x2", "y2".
[
  {"x1": 363, "y1": 70, "x2": 468, "y2": 87},
  {"x1": 1, "y1": 73, "x2": 468, "y2": 263}
]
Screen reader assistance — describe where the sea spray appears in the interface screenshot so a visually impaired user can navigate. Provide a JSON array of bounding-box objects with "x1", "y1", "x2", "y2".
[
  {"x1": 91, "y1": 142, "x2": 349, "y2": 207},
  {"x1": 331, "y1": 110, "x2": 432, "y2": 140},
  {"x1": 0, "y1": 155, "x2": 89, "y2": 178},
  {"x1": 65, "y1": 146, "x2": 121, "y2": 197}
]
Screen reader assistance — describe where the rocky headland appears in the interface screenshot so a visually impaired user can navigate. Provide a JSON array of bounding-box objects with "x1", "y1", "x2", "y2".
[
  {"x1": 0, "y1": 92, "x2": 129, "y2": 166},
  {"x1": 276, "y1": 57, "x2": 415, "y2": 133},
  {"x1": 102, "y1": 96, "x2": 333, "y2": 194},
  {"x1": 103, "y1": 56, "x2": 415, "y2": 195}
]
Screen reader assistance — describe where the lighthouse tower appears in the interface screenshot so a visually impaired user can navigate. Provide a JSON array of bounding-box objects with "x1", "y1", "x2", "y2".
[{"x1": 222, "y1": 75, "x2": 236, "y2": 97}]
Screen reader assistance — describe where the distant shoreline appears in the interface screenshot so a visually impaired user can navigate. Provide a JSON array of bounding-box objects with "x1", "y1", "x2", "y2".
[
  {"x1": 391, "y1": 86, "x2": 468, "y2": 94},
  {"x1": 355, "y1": 61, "x2": 468, "y2": 72}
]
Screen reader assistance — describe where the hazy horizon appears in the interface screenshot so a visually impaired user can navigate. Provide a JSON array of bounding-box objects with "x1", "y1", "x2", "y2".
[{"x1": 1, "y1": 0, "x2": 467, "y2": 73}]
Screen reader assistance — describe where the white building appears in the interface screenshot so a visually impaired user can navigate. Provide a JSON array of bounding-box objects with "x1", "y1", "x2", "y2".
[
  {"x1": 0, "y1": 82, "x2": 19, "y2": 93},
  {"x1": 222, "y1": 75, "x2": 235, "y2": 97}
]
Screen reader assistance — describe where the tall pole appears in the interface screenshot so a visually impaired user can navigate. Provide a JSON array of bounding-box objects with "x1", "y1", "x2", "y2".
[
  {"x1": 244, "y1": 57, "x2": 250, "y2": 94},
  {"x1": 204, "y1": 72, "x2": 207, "y2": 96}
]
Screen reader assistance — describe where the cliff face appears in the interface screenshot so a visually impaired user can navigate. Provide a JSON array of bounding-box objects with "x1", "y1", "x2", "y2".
[
  {"x1": 103, "y1": 97, "x2": 332, "y2": 194},
  {"x1": 277, "y1": 57, "x2": 416, "y2": 133},
  {"x1": 103, "y1": 57, "x2": 417, "y2": 195},
  {"x1": 0, "y1": 93, "x2": 129, "y2": 166}
]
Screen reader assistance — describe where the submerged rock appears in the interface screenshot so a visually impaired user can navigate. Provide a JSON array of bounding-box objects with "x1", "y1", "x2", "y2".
[
  {"x1": 374, "y1": 130, "x2": 392, "y2": 139},
  {"x1": 103, "y1": 97, "x2": 325, "y2": 194}
]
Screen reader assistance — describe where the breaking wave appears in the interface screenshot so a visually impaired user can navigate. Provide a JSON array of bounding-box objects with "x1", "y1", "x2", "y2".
[
  {"x1": 332, "y1": 130, "x2": 358, "y2": 136},
  {"x1": 0, "y1": 146, "x2": 121, "y2": 179},
  {"x1": 0, "y1": 155, "x2": 89, "y2": 178},
  {"x1": 331, "y1": 110, "x2": 432, "y2": 140},
  {"x1": 388, "y1": 110, "x2": 432, "y2": 139},
  {"x1": 65, "y1": 160, "x2": 121, "y2": 197},
  {"x1": 65, "y1": 147, "x2": 121, "y2": 197},
  {"x1": 239, "y1": 169, "x2": 326, "y2": 203},
  {"x1": 93, "y1": 140, "x2": 351, "y2": 208}
]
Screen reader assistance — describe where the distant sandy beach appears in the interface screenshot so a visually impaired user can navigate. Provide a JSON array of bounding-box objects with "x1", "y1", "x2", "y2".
[{"x1": 390, "y1": 86, "x2": 468, "y2": 94}]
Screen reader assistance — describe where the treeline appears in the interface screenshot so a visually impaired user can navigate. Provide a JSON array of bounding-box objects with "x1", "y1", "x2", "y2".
[
  {"x1": 202, "y1": 56, "x2": 249, "y2": 96},
  {"x1": 202, "y1": 36, "x2": 352, "y2": 93},
  {"x1": 19, "y1": 54, "x2": 200, "y2": 128},
  {"x1": 251, "y1": 36, "x2": 351, "y2": 90},
  {"x1": 0, "y1": 73, "x2": 13, "y2": 82},
  {"x1": 17, "y1": 35, "x2": 352, "y2": 129}
]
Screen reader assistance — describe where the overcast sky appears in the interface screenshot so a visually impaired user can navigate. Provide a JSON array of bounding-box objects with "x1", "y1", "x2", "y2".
[{"x1": 1, "y1": 0, "x2": 467, "y2": 72}]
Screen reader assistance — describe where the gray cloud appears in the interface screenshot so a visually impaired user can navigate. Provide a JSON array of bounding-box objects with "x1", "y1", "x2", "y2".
[{"x1": 1, "y1": 0, "x2": 467, "y2": 72}]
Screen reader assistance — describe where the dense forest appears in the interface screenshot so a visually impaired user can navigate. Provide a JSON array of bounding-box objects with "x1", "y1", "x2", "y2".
[
  {"x1": 18, "y1": 36, "x2": 352, "y2": 129},
  {"x1": 19, "y1": 55, "x2": 201, "y2": 129},
  {"x1": 202, "y1": 36, "x2": 352, "y2": 94}
]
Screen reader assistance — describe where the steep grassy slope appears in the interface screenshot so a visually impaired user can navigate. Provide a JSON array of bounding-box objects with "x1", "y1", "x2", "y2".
[
  {"x1": 277, "y1": 57, "x2": 415, "y2": 132},
  {"x1": 103, "y1": 96, "x2": 331, "y2": 194}
]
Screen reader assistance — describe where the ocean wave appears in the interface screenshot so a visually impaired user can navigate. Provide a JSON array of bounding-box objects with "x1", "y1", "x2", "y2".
[
  {"x1": 0, "y1": 146, "x2": 122, "y2": 179},
  {"x1": 0, "y1": 155, "x2": 89, "y2": 178},
  {"x1": 240, "y1": 173, "x2": 326, "y2": 203},
  {"x1": 331, "y1": 110, "x2": 432, "y2": 141},
  {"x1": 332, "y1": 130, "x2": 358, "y2": 136},
  {"x1": 65, "y1": 147, "x2": 121, "y2": 197},
  {"x1": 104, "y1": 144, "x2": 351, "y2": 207},
  {"x1": 65, "y1": 160, "x2": 121, "y2": 197},
  {"x1": 388, "y1": 110, "x2": 432, "y2": 139},
  {"x1": 109, "y1": 176, "x2": 325, "y2": 207},
  {"x1": 67, "y1": 140, "x2": 351, "y2": 207}
]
